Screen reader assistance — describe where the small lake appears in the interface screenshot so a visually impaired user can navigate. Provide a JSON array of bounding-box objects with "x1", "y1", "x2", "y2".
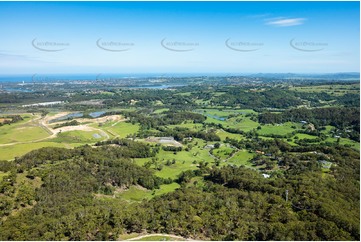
[
  {"x1": 50, "y1": 112, "x2": 83, "y2": 123},
  {"x1": 89, "y1": 111, "x2": 106, "y2": 118},
  {"x1": 93, "y1": 133, "x2": 102, "y2": 139},
  {"x1": 205, "y1": 114, "x2": 226, "y2": 121}
]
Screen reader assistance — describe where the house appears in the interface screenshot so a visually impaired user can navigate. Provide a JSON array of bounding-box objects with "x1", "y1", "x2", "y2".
[
  {"x1": 262, "y1": 174, "x2": 271, "y2": 178},
  {"x1": 318, "y1": 160, "x2": 332, "y2": 169},
  {"x1": 159, "y1": 137, "x2": 174, "y2": 141},
  {"x1": 204, "y1": 144, "x2": 215, "y2": 149}
]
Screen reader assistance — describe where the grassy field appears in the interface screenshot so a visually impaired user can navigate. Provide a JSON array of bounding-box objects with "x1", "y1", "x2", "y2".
[
  {"x1": 294, "y1": 133, "x2": 319, "y2": 139},
  {"x1": 216, "y1": 129, "x2": 245, "y2": 141},
  {"x1": 0, "y1": 171, "x2": 8, "y2": 180},
  {"x1": 97, "y1": 121, "x2": 140, "y2": 138},
  {"x1": 153, "y1": 108, "x2": 169, "y2": 114},
  {"x1": 137, "y1": 235, "x2": 185, "y2": 241},
  {"x1": 213, "y1": 146, "x2": 235, "y2": 160},
  {"x1": 118, "y1": 233, "x2": 140, "y2": 240},
  {"x1": 134, "y1": 139, "x2": 214, "y2": 179},
  {"x1": 168, "y1": 122, "x2": 203, "y2": 131},
  {"x1": 0, "y1": 115, "x2": 50, "y2": 144},
  {"x1": 324, "y1": 137, "x2": 360, "y2": 150},
  {"x1": 257, "y1": 122, "x2": 299, "y2": 136},
  {"x1": 0, "y1": 141, "x2": 83, "y2": 160},
  {"x1": 204, "y1": 114, "x2": 259, "y2": 132},
  {"x1": 196, "y1": 108, "x2": 256, "y2": 117},
  {"x1": 118, "y1": 183, "x2": 180, "y2": 202},
  {"x1": 225, "y1": 116, "x2": 259, "y2": 132},
  {"x1": 225, "y1": 150, "x2": 254, "y2": 167},
  {"x1": 52, "y1": 130, "x2": 107, "y2": 143},
  {"x1": 289, "y1": 83, "x2": 360, "y2": 96}
]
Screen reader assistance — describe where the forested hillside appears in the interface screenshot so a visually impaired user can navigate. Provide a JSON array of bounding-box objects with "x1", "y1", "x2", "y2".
[{"x1": 0, "y1": 138, "x2": 359, "y2": 240}]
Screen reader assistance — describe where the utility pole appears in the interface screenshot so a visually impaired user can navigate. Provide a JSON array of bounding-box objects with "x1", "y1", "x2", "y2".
[{"x1": 285, "y1": 190, "x2": 289, "y2": 202}]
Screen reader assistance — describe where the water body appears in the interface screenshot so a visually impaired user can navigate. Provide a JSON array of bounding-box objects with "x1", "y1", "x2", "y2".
[
  {"x1": 3, "y1": 88, "x2": 33, "y2": 93},
  {"x1": 50, "y1": 112, "x2": 83, "y2": 123},
  {"x1": 0, "y1": 73, "x2": 207, "y2": 83},
  {"x1": 93, "y1": 133, "x2": 102, "y2": 139},
  {"x1": 205, "y1": 114, "x2": 226, "y2": 121},
  {"x1": 127, "y1": 84, "x2": 186, "y2": 89},
  {"x1": 89, "y1": 111, "x2": 106, "y2": 118}
]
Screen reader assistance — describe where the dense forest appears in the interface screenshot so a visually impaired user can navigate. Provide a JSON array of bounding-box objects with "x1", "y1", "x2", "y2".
[
  {"x1": 0, "y1": 137, "x2": 359, "y2": 240},
  {"x1": 0, "y1": 80, "x2": 359, "y2": 241}
]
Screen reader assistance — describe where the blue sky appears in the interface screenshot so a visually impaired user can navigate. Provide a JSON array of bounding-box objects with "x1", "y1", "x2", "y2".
[{"x1": 0, "y1": 1, "x2": 359, "y2": 74}]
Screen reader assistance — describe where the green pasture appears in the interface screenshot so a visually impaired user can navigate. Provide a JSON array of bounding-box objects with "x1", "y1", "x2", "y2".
[
  {"x1": 225, "y1": 150, "x2": 254, "y2": 167},
  {"x1": 52, "y1": 130, "x2": 106, "y2": 143},
  {"x1": 118, "y1": 183, "x2": 180, "y2": 202},
  {"x1": 216, "y1": 129, "x2": 245, "y2": 141},
  {"x1": 0, "y1": 141, "x2": 83, "y2": 160},
  {"x1": 213, "y1": 146, "x2": 235, "y2": 160},
  {"x1": 257, "y1": 122, "x2": 299, "y2": 136},
  {"x1": 0, "y1": 115, "x2": 49, "y2": 144},
  {"x1": 98, "y1": 121, "x2": 140, "y2": 138}
]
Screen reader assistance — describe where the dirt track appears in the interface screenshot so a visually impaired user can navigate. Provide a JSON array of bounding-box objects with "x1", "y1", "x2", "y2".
[
  {"x1": 125, "y1": 233, "x2": 191, "y2": 241},
  {"x1": 0, "y1": 112, "x2": 123, "y2": 147}
]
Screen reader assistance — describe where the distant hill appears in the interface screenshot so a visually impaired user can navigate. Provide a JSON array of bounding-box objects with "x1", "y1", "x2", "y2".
[{"x1": 245, "y1": 72, "x2": 360, "y2": 80}]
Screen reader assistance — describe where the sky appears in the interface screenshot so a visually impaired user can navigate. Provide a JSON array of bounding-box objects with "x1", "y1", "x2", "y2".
[{"x1": 0, "y1": 1, "x2": 359, "y2": 75}]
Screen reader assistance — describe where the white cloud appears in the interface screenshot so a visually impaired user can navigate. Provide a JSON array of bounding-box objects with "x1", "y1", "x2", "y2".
[{"x1": 266, "y1": 17, "x2": 306, "y2": 27}]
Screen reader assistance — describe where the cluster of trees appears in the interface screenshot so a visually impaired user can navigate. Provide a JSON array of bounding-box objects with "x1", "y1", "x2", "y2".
[
  {"x1": 138, "y1": 155, "x2": 359, "y2": 240},
  {"x1": 123, "y1": 110, "x2": 206, "y2": 130},
  {"x1": 0, "y1": 91, "x2": 66, "y2": 104},
  {"x1": 0, "y1": 135, "x2": 359, "y2": 241},
  {"x1": 259, "y1": 107, "x2": 359, "y2": 128},
  {"x1": 137, "y1": 126, "x2": 221, "y2": 142},
  {"x1": 211, "y1": 88, "x2": 303, "y2": 109},
  {"x1": 94, "y1": 138, "x2": 158, "y2": 158},
  {"x1": 259, "y1": 107, "x2": 360, "y2": 141},
  {"x1": 162, "y1": 146, "x2": 182, "y2": 152},
  {"x1": 53, "y1": 120, "x2": 80, "y2": 129},
  {"x1": 0, "y1": 115, "x2": 23, "y2": 126}
]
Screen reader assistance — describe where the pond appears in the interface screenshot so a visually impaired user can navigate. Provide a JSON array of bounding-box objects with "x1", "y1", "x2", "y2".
[
  {"x1": 203, "y1": 113, "x2": 227, "y2": 121},
  {"x1": 50, "y1": 112, "x2": 83, "y2": 123},
  {"x1": 89, "y1": 111, "x2": 106, "y2": 118}
]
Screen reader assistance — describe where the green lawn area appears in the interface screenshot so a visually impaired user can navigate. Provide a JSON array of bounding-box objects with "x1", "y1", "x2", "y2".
[
  {"x1": 0, "y1": 115, "x2": 50, "y2": 144},
  {"x1": 118, "y1": 233, "x2": 140, "y2": 240},
  {"x1": 137, "y1": 235, "x2": 185, "y2": 241},
  {"x1": 52, "y1": 130, "x2": 106, "y2": 143},
  {"x1": 168, "y1": 122, "x2": 203, "y2": 131},
  {"x1": 196, "y1": 108, "x2": 256, "y2": 117},
  {"x1": 294, "y1": 133, "x2": 319, "y2": 140},
  {"x1": 225, "y1": 116, "x2": 259, "y2": 132},
  {"x1": 324, "y1": 137, "x2": 360, "y2": 150},
  {"x1": 257, "y1": 122, "x2": 299, "y2": 136},
  {"x1": 213, "y1": 146, "x2": 234, "y2": 160},
  {"x1": 134, "y1": 139, "x2": 214, "y2": 179},
  {"x1": 154, "y1": 108, "x2": 169, "y2": 114},
  {"x1": 0, "y1": 171, "x2": 9, "y2": 180},
  {"x1": 225, "y1": 150, "x2": 254, "y2": 167},
  {"x1": 99, "y1": 121, "x2": 140, "y2": 138},
  {"x1": 204, "y1": 113, "x2": 259, "y2": 132},
  {"x1": 0, "y1": 141, "x2": 83, "y2": 160},
  {"x1": 117, "y1": 183, "x2": 180, "y2": 202},
  {"x1": 320, "y1": 125, "x2": 336, "y2": 134},
  {"x1": 216, "y1": 129, "x2": 245, "y2": 141},
  {"x1": 152, "y1": 151, "x2": 200, "y2": 179},
  {"x1": 289, "y1": 84, "x2": 360, "y2": 96}
]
